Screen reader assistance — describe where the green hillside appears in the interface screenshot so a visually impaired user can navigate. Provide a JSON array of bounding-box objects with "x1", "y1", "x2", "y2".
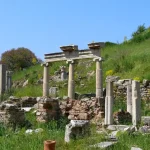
[{"x1": 11, "y1": 37, "x2": 150, "y2": 97}]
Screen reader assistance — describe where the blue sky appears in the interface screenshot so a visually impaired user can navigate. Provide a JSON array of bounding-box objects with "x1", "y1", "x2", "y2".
[{"x1": 0, "y1": 0, "x2": 150, "y2": 60}]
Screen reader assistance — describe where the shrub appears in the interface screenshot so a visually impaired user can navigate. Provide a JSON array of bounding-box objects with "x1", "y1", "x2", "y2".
[
  {"x1": 1, "y1": 47, "x2": 37, "y2": 70},
  {"x1": 131, "y1": 34, "x2": 145, "y2": 43},
  {"x1": 132, "y1": 24, "x2": 146, "y2": 38},
  {"x1": 106, "y1": 70, "x2": 114, "y2": 76},
  {"x1": 133, "y1": 77, "x2": 141, "y2": 82}
]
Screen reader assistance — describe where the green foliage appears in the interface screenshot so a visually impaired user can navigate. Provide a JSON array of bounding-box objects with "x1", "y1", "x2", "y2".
[
  {"x1": 133, "y1": 77, "x2": 141, "y2": 82},
  {"x1": 12, "y1": 64, "x2": 42, "y2": 81},
  {"x1": 105, "y1": 41, "x2": 118, "y2": 47},
  {"x1": 0, "y1": 123, "x2": 6, "y2": 136},
  {"x1": 1, "y1": 47, "x2": 37, "y2": 71},
  {"x1": 132, "y1": 24, "x2": 146, "y2": 37},
  {"x1": 131, "y1": 24, "x2": 150, "y2": 43},
  {"x1": 13, "y1": 85, "x2": 42, "y2": 97},
  {"x1": 105, "y1": 70, "x2": 114, "y2": 76},
  {"x1": 113, "y1": 96, "x2": 126, "y2": 112}
]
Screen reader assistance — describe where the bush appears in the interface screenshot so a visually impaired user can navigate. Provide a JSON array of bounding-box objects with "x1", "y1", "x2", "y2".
[
  {"x1": 1, "y1": 47, "x2": 37, "y2": 70},
  {"x1": 133, "y1": 77, "x2": 141, "y2": 82},
  {"x1": 132, "y1": 24, "x2": 146, "y2": 38},
  {"x1": 106, "y1": 70, "x2": 114, "y2": 76},
  {"x1": 130, "y1": 24, "x2": 150, "y2": 43}
]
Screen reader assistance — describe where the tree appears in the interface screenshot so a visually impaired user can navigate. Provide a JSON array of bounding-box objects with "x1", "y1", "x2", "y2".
[
  {"x1": 1, "y1": 47, "x2": 37, "y2": 70},
  {"x1": 132, "y1": 24, "x2": 146, "y2": 38}
]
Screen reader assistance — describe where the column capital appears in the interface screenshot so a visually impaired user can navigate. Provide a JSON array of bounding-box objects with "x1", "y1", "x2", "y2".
[
  {"x1": 41, "y1": 62, "x2": 49, "y2": 67},
  {"x1": 93, "y1": 57, "x2": 104, "y2": 62},
  {"x1": 66, "y1": 59, "x2": 74, "y2": 64}
]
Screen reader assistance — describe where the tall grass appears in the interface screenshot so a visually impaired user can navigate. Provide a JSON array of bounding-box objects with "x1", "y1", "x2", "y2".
[{"x1": 13, "y1": 85, "x2": 42, "y2": 97}]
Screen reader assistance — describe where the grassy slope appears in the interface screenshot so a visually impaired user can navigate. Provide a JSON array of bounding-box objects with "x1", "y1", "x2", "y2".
[{"x1": 12, "y1": 39, "x2": 150, "y2": 97}]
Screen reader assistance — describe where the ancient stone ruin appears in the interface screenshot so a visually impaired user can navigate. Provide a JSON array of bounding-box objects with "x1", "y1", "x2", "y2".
[
  {"x1": 40, "y1": 42, "x2": 146, "y2": 143},
  {"x1": 0, "y1": 63, "x2": 13, "y2": 95},
  {"x1": 0, "y1": 102, "x2": 25, "y2": 127},
  {"x1": 42, "y1": 42, "x2": 106, "y2": 142},
  {"x1": 36, "y1": 97, "x2": 60, "y2": 122},
  {"x1": 104, "y1": 76, "x2": 141, "y2": 126}
]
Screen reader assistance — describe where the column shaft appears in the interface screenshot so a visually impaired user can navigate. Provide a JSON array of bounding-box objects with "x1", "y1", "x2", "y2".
[
  {"x1": 0, "y1": 64, "x2": 6, "y2": 95},
  {"x1": 68, "y1": 61, "x2": 74, "y2": 99},
  {"x1": 105, "y1": 82, "x2": 113, "y2": 125},
  {"x1": 43, "y1": 64, "x2": 49, "y2": 97},
  {"x1": 96, "y1": 60, "x2": 103, "y2": 98},
  {"x1": 127, "y1": 84, "x2": 132, "y2": 114},
  {"x1": 132, "y1": 80, "x2": 141, "y2": 125}
]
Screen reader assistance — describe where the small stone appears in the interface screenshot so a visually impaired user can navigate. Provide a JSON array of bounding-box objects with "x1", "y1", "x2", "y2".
[
  {"x1": 90, "y1": 141, "x2": 117, "y2": 148},
  {"x1": 25, "y1": 129, "x2": 33, "y2": 134},
  {"x1": 131, "y1": 147, "x2": 142, "y2": 150},
  {"x1": 34, "y1": 128, "x2": 43, "y2": 133}
]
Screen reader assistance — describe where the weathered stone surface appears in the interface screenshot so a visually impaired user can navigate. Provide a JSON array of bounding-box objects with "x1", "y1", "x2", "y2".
[
  {"x1": 114, "y1": 79, "x2": 150, "y2": 101},
  {"x1": 0, "y1": 64, "x2": 7, "y2": 95},
  {"x1": 131, "y1": 147, "x2": 142, "y2": 150},
  {"x1": 0, "y1": 103, "x2": 25, "y2": 126},
  {"x1": 36, "y1": 97, "x2": 60, "y2": 122},
  {"x1": 107, "y1": 125, "x2": 130, "y2": 131},
  {"x1": 132, "y1": 80, "x2": 141, "y2": 126},
  {"x1": 22, "y1": 80, "x2": 28, "y2": 87},
  {"x1": 105, "y1": 76, "x2": 120, "y2": 125},
  {"x1": 49, "y1": 87, "x2": 58, "y2": 97},
  {"x1": 141, "y1": 116, "x2": 150, "y2": 126},
  {"x1": 59, "y1": 97, "x2": 104, "y2": 122},
  {"x1": 21, "y1": 97, "x2": 37, "y2": 107},
  {"x1": 90, "y1": 141, "x2": 117, "y2": 148},
  {"x1": 139, "y1": 125, "x2": 150, "y2": 133},
  {"x1": 65, "y1": 120, "x2": 89, "y2": 142},
  {"x1": 124, "y1": 126, "x2": 137, "y2": 133}
]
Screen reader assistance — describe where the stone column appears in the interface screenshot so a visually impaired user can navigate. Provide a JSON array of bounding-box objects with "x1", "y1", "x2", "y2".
[
  {"x1": 105, "y1": 76, "x2": 120, "y2": 125},
  {"x1": 0, "y1": 64, "x2": 7, "y2": 95},
  {"x1": 60, "y1": 66, "x2": 67, "y2": 81},
  {"x1": 132, "y1": 80, "x2": 141, "y2": 126},
  {"x1": 127, "y1": 82, "x2": 132, "y2": 114},
  {"x1": 42, "y1": 63, "x2": 50, "y2": 97},
  {"x1": 93, "y1": 57, "x2": 104, "y2": 99},
  {"x1": 67, "y1": 60, "x2": 74, "y2": 99},
  {"x1": 6, "y1": 71, "x2": 13, "y2": 91}
]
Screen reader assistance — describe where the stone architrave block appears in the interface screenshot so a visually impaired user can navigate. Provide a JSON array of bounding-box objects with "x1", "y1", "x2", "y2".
[{"x1": 65, "y1": 120, "x2": 89, "y2": 142}]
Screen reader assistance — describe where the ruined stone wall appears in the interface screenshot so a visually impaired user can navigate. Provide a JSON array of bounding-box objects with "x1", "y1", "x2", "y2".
[
  {"x1": 36, "y1": 97, "x2": 60, "y2": 122},
  {"x1": 59, "y1": 97, "x2": 104, "y2": 123},
  {"x1": 0, "y1": 103, "x2": 25, "y2": 126},
  {"x1": 114, "y1": 80, "x2": 150, "y2": 101}
]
